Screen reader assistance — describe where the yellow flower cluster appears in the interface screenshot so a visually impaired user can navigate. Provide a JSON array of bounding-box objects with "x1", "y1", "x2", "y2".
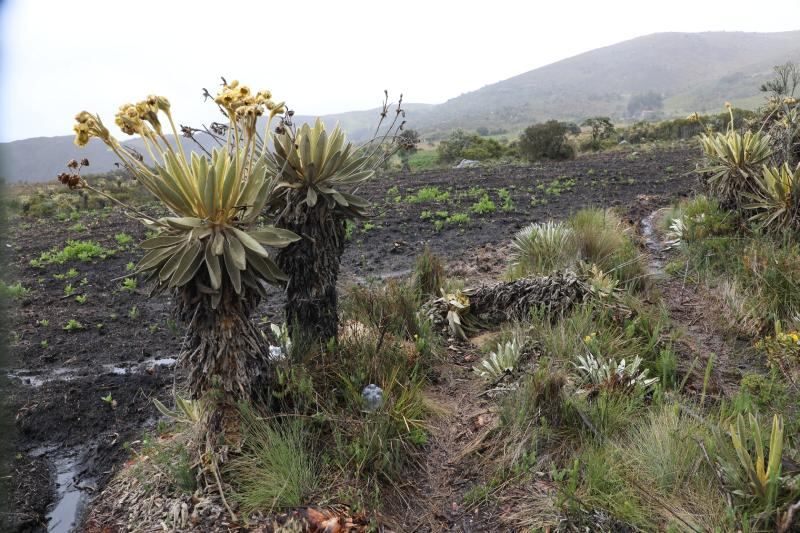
[
  {"x1": 583, "y1": 332, "x2": 598, "y2": 343},
  {"x1": 755, "y1": 327, "x2": 800, "y2": 368},
  {"x1": 114, "y1": 95, "x2": 171, "y2": 136},
  {"x1": 214, "y1": 80, "x2": 278, "y2": 118},
  {"x1": 73, "y1": 111, "x2": 110, "y2": 147},
  {"x1": 784, "y1": 97, "x2": 798, "y2": 106}
]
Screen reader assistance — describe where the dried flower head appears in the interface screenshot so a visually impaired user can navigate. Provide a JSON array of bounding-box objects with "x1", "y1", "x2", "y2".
[{"x1": 57, "y1": 172, "x2": 84, "y2": 190}]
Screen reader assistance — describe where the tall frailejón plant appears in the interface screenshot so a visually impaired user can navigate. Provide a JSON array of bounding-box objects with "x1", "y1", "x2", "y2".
[
  {"x1": 697, "y1": 104, "x2": 772, "y2": 210},
  {"x1": 63, "y1": 82, "x2": 299, "y2": 438},
  {"x1": 265, "y1": 119, "x2": 378, "y2": 343}
]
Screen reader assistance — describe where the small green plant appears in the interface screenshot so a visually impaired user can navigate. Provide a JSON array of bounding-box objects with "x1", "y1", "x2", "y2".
[
  {"x1": 121, "y1": 277, "x2": 137, "y2": 293},
  {"x1": 75, "y1": 294, "x2": 87, "y2": 304},
  {"x1": 470, "y1": 193, "x2": 496, "y2": 215},
  {"x1": 68, "y1": 222, "x2": 87, "y2": 232},
  {"x1": 128, "y1": 305, "x2": 139, "y2": 319},
  {"x1": 728, "y1": 413, "x2": 784, "y2": 509},
  {"x1": 386, "y1": 185, "x2": 401, "y2": 203},
  {"x1": 64, "y1": 284, "x2": 76, "y2": 296},
  {"x1": 32, "y1": 240, "x2": 113, "y2": 266},
  {"x1": 101, "y1": 393, "x2": 117, "y2": 409},
  {"x1": 114, "y1": 232, "x2": 134, "y2": 246},
  {"x1": 573, "y1": 352, "x2": 658, "y2": 394},
  {"x1": 153, "y1": 393, "x2": 203, "y2": 424},
  {"x1": 0, "y1": 281, "x2": 29, "y2": 300},
  {"x1": 63, "y1": 319, "x2": 84, "y2": 332},
  {"x1": 498, "y1": 188, "x2": 515, "y2": 212},
  {"x1": 40, "y1": 340, "x2": 49, "y2": 348},
  {"x1": 361, "y1": 222, "x2": 377, "y2": 233},
  {"x1": 473, "y1": 337, "x2": 523, "y2": 381},
  {"x1": 166, "y1": 318, "x2": 179, "y2": 335},
  {"x1": 126, "y1": 261, "x2": 136, "y2": 272},
  {"x1": 405, "y1": 186, "x2": 450, "y2": 203},
  {"x1": 543, "y1": 176, "x2": 576, "y2": 195},
  {"x1": 53, "y1": 267, "x2": 80, "y2": 281},
  {"x1": 445, "y1": 213, "x2": 470, "y2": 226},
  {"x1": 37, "y1": 319, "x2": 49, "y2": 327}
]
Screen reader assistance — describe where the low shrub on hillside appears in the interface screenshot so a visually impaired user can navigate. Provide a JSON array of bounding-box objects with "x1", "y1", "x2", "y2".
[
  {"x1": 517, "y1": 121, "x2": 575, "y2": 162},
  {"x1": 437, "y1": 130, "x2": 506, "y2": 163}
]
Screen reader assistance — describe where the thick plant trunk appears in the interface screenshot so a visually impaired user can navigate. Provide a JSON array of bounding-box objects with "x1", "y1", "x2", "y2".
[
  {"x1": 177, "y1": 280, "x2": 272, "y2": 443},
  {"x1": 423, "y1": 271, "x2": 591, "y2": 335},
  {"x1": 276, "y1": 205, "x2": 346, "y2": 344}
]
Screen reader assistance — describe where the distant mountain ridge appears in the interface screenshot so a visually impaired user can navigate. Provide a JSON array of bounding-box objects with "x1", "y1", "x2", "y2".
[
  {"x1": 411, "y1": 30, "x2": 800, "y2": 135},
  {"x1": 3, "y1": 31, "x2": 799, "y2": 182}
]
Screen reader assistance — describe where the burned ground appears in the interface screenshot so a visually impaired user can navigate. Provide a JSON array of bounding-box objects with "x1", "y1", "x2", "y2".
[{"x1": 1, "y1": 145, "x2": 698, "y2": 531}]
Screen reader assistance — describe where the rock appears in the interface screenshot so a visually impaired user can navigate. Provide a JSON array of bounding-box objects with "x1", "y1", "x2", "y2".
[{"x1": 454, "y1": 159, "x2": 479, "y2": 169}]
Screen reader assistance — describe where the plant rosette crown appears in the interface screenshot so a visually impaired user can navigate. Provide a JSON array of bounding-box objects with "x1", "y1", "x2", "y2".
[{"x1": 66, "y1": 81, "x2": 301, "y2": 306}]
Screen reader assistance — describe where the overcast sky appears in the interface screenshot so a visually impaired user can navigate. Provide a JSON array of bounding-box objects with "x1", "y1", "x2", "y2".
[{"x1": 1, "y1": 0, "x2": 798, "y2": 142}]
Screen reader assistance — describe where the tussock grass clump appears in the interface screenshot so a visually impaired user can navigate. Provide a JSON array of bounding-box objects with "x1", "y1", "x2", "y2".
[
  {"x1": 509, "y1": 221, "x2": 577, "y2": 277},
  {"x1": 626, "y1": 406, "x2": 719, "y2": 499},
  {"x1": 508, "y1": 209, "x2": 648, "y2": 292},
  {"x1": 342, "y1": 279, "x2": 436, "y2": 349},
  {"x1": 412, "y1": 246, "x2": 445, "y2": 298},
  {"x1": 228, "y1": 409, "x2": 318, "y2": 513},
  {"x1": 569, "y1": 208, "x2": 648, "y2": 291}
]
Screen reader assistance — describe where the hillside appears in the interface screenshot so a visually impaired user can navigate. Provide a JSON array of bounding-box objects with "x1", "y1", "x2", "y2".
[
  {"x1": 412, "y1": 31, "x2": 800, "y2": 135},
  {"x1": 2, "y1": 31, "x2": 799, "y2": 182}
]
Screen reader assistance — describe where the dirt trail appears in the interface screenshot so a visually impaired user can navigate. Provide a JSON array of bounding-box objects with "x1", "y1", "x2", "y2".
[
  {"x1": 386, "y1": 339, "x2": 500, "y2": 532},
  {"x1": 640, "y1": 208, "x2": 743, "y2": 398}
]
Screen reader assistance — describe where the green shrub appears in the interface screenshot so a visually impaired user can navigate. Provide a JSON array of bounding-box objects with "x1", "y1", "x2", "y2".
[
  {"x1": 437, "y1": 130, "x2": 505, "y2": 163},
  {"x1": 582, "y1": 117, "x2": 615, "y2": 151},
  {"x1": 517, "y1": 121, "x2": 575, "y2": 162}
]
